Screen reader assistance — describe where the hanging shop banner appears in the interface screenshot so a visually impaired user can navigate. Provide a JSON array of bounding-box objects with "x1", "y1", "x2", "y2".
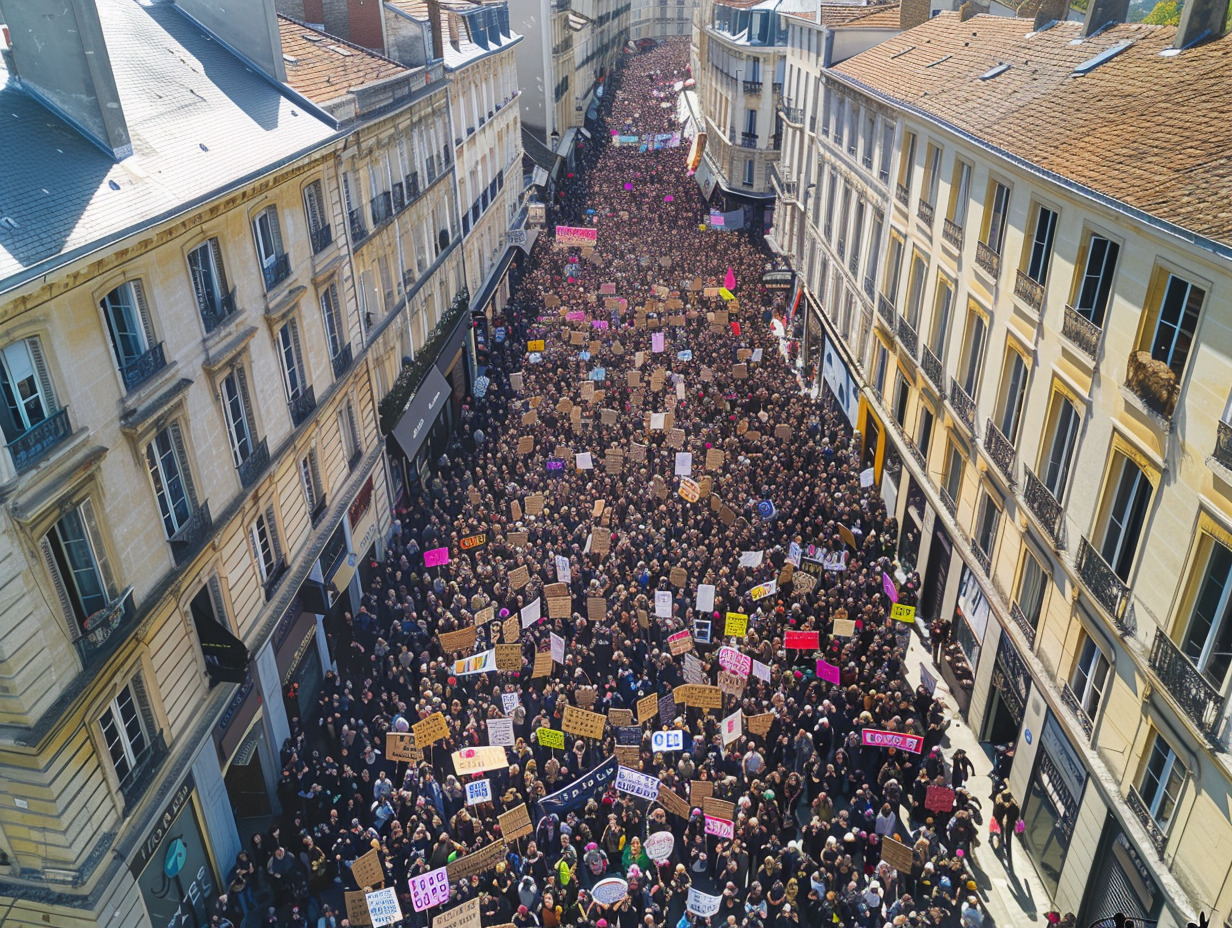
[
  {"x1": 822, "y1": 335, "x2": 860, "y2": 427},
  {"x1": 556, "y1": 225, "x2": 598, "y2": 247},
  {"x1": 392, "y1": 365, "x2": 452, "y2": 462},
  {"x1": 537, "y1": 755, "x2": 620, "y2": 818},
  {"x1": 861, "y1": 728, "x2": 924, "y2": 753}
]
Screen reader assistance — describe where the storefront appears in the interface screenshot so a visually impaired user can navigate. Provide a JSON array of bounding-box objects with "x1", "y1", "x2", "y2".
[
  {"x1": 802, "y1": 297, "x2": 824, "y2": 375},
  {"x1": 132, "y1": 776, "x2": 216, "y2": 928},
  {"x1": 984, "y1": 630, "x2": 1030, "y2": 747},
  {"x1": 1081, "y1": 820, "x2": 1161, "y2": 927},
  {"x1": 1022, "y1": 711, "x2": 1087, "y2": 897},
  {"x1": 821, "y1": 333, "x2": 860, "y2": 435},
  {"x1": 390, "y1": 364, "x2": 453, "y2": 492},
  {"x1": 216, "y1": 673, "x2": 274, "y2": 825},
  {"x1": 275, "y1": 600, "x2": 324, "y2": 724},
  {"x1": 941, "y1": 564, "x2": 989, "y2": 715},
  {"x1": 918, "y1": 520, "x2": 952, "y2": 626},
  {"x1": 899, "y1": 475, "x2": 926, "y2": 574}
]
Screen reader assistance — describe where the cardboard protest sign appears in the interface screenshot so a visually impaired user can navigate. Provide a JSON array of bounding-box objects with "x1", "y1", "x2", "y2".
[
  {"x1": 838, "y1": 524, "x2": 858, "y2": 548},
  {"x1": 629, "y1": 441, "x2": 647, "y2": 462},
  {"x1": 468, "y1": 487, "x2": 482, "y2": 506},
  {"x1": 608, "y1": 708, "x2": 634, "y2": 727},
  {"x1": 717, "y1": 669, "x2": 745, "y2": 697},
  {"x1": 516, "y1": 436, "x2": 534, "y2": 455},
  {"x1": 446, "y1": 842, "x2": 507, "y2": 882},
  {"x1": 689, "y1": 780, "x2": 714, "y2": 806},
  {"x1": 881, "y1": 837, "x2": 915, "y2": 873},
  {"x1": 350, "y1": 848, "x2": 385, "y2": 888},
  {"x1": 832, "y1": 617, "x2": 856, "y2": 637},
  {"x1": 547, "y1": 596, "x2": 572, "y2": 619},
  {"x1": 745, "y1": 712, "x2": 774, "y2": 736},
  {"x1": 452, "y1": 746, "x2": 509, "y2": 775},
  {"x1": 499, "y1": 803, "x2": 533, "y2": 841},
  {"x1": 522, "y1": 409, "x2": 538, "y2": 427},
  {"x1": 667, "y1": 629, "x2": 693, "y2": 655},
  {"x1": 703, "y1": 797, "x2": 736, "y2": 821},
  {"x1": 604, "y1": 449, "x2": 624, "y2": 474},
  {"x1": 658, "y1": 783, "x2": 690, "y2": 819},
  {"x1": 562, "y1": 704, "x2": 607, "y2": 740},
  {"x1": 614, "y1": 745, "x2": 641, "y2": 766},
  {"x1": 674, "y1": 684, "x2": 722, "y2": 709},
  {"x1": 592, "y1": 530, "x2": 611, "y2": 555},
  {"x1": 506, "y1": 531, "x2": 528, "y2": 549},
  {"x1": 509, "y1": 372, "x2": 523, "y2": 392},
  {"x1": 413, "y1": 712, "x2": 450, "y2": 747},
  {"x1": 508, "y1": 565, "x2": 530, "y2": 590},
  {"x1": 587, "y1": 596, "x2": 607, "y2": 622},
  {"x1": 778, "y1": 563, "x2": 795, "y2": 587},
  {"x1": 576, "y1": 686, "x2": 599, "y2": 709},
  {"x1": 525, "y1": 493, "x2": 545, "y2": 516},
  {"x1": 532, "y1": 650, "x2": 552, "y2": 678},
  {"x1": 637, "y1": 693, "x2": 659, "y2": 724},
  {"x1": 438, "y1": 626, "x2": 477, "y2": 653},
  {"x1": 495, "y1": 644, "x2": 523, "y2": 671},
  {"x1": 670, "y1": 567, "x2": 688, "y2": 588},
  {"x1": 502, "y1": 613, "x2": 520, "y2": 642},
  {"x1": 386, "y1": 732, "x2": 422, "y2": 763},
  {"x1": 791, "y1": 570, "x2": 817, "y2": 595},
  {"x1": 345, "y1": 891, "x2": 373, "y2": 925}
]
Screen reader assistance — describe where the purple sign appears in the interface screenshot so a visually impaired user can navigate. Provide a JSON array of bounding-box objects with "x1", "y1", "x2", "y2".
[
  {"x1": 592, "y1": 319, "x2": 610, "y2": 330},
  {"x1": 882, "y1": 572, "x2": 898, "y2": 603},
  {"x1": 816, "y1": 659, "x2": 841, "y2": 685},
  {"x1": 425, "y1": 547, "x2": 450, "y2": 568}
]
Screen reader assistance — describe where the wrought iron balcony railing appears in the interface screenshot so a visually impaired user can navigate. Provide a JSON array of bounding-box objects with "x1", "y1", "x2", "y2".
[
  {"x1": 984, "y1": 418, "x2": 1016, "y2": 486},
  {"x1": 739, "y1": 132, "x2": 759, "y2": 149},
  {"x1": 237, "y1": 437, "x2": 270, "y2": 490},
  {"x1": 917, "y1": 199, "x2": 935, "y2": 228},
  {"x1": 1215, "y1": 420, "x2": 1232, "y2": 471},
  {"x1": 922, "y1": 345, "x2": 944, "y2": 391},
  {"x1": 877, "y1": 292, "x2": 895, "y2": 324},
  {"x1": 897, "y1": 315, "x2": 918, "y2": 358},
  {"x1": 895, "y1": 182, "x2": 910, "y2": 207},
  {"x1": 348, "y1": 208, "x2": 368, "y2": 244},
  {"x1": 263, "y1": 556, "x2": 289, "y2": 602},
  {"x1": 120, "y1": 342, "x2": 167, "y2": 392},
  {"x1": 1149, "y1": 628, "x2": 1226, "y2": 742},
  {"x1": 198, "y1": 289, "x2": 238, "y2": 334},
  {"x1": 310, "y1": 223, "x2": 333, "y2": 255},
  {"x1": 119, "y1": 729, "x2": 168, "y2": 814},
  {"x1": 1125, "y1": 787, "x2": 1167, "y2": 855},
  {"x1": 1061, "y1": 681, "x2": 1094, "y2": 741},
  {"x1": 973, "y1": 544, "x2": 992, "y2": 575},
  {"x1": 949, "y1": 377, "x2": 977, "y2": 433},
  {"x1": 1014, "y1": 269, "x2": 1045, "y2": 311},
  {"x1": 743, "y1": 80, "x2": 762, "y2": 93},
  {"x1": 1077, "y1": 535, "x2": 1130, "y2": 621},
  {"x1": 904, "y1": 434, "x2": 927, "y2": 472},
  {"x1": 1125, "y1": 351, "x2": 1179, "y2": 421},
  {"x1": 975, "y1": 240, "x2": 1001, "y2": 277},
  {"x1": 942, "y1": 218, "x2": 964, "y2": 250},
  {"x1": 262, "y1": 253, "x2": 291, "y2": 291},
  {"x1": 1022, "y1": 467, "x2": 1064, "y2": 549},
  {"x1": 371, "y1": 191, "x2": 393, "y2": 227},
  {"x1": 940, "y1": 485, "x2": 958, "y2": 517},
  {"x1": 332, "y1": 342, "x2": 354, "y2": 379},
  {"x1": 392, "y1": 182, "x2": 406, "y2": 214},
  {"x1": 288, "y1": 385, "x2": 317, "y2": 428},
  {"x1": 1062, "y1": 304, "x2": 1102, "y2": 360},
  {"x1": 8, "y1": 406, "x2": 72, "y2": 473},
  {"x1": 1010, "y1": 601, "x2": 1037, "y2": 649},
  {"x1": 169, "y1": 502, "x2": 213, "y2": 567}
]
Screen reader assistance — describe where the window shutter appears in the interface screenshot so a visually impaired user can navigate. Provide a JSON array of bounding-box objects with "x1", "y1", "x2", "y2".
[
  {"x1": 236, "y1": 366, "x2": 256, "y2": 429},
  {"x1": 209, "y1": 238, "x2": 229, "y2": 292},
  {"x1": 27, "y1": 337, "x2": 57, "y2": 411},
  {"x1": 310, "y1": 450, "x2": 324, "y2": 497},
  {"x1": 207, "y1": 575, "x2": 229, "y2": 628},
  {"x1": 131, "y1": 281, "x2": 157, "y2": 348},
  {"x1": 39, "y1": 536, "x2": 78, "y2": 633},
  {"x1": 304, "y1": 183, "x2": 323, "y2": 234},
  {"x1": 79, "y1": 497, "x2": 116, "y2": 600},
  {"x1": 265, "y1": 505, "x2": 283, "y2": 561},
  {"x1": 269, "y1": 209, "x2": 285, "y2": 256},
  {"x1": 169, "y1": 422, "x2": 198, "y2": 507}
]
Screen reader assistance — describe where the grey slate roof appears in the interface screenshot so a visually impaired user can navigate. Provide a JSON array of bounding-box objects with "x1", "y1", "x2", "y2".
[{"x1": 0, "y1": 0, "x2": 340, "y2": 295}]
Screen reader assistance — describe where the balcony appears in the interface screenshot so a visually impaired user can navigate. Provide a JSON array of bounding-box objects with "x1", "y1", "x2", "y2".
[
  {"x1": 921, "y1": 345, "x2": 944, "y2": 391},
  {"x1": 392, "y1": 183, "x2": 406, "y2": 214},
  {"x1": 767, "y1": 164, "x2": 795, "y2": 200},
  {"x1": 1014, "y1": 269, "x2": 1045, "y2": 311},
  {"x1": 942, "y1": 218, "x2": 964, "y2": 250},
  {"x1": 118, "y1": 729, "x2": 168, "y2": 815},
  {"x1": 739, "y1": 132, "x2": 759, "y2": 149},
  {"x1": 948, "y1": 378, "x2": 977, "y2": 434},
  {"x1": 1061, "y1": 304, "x2": 1102, "y2": 360},
  {"x1": 863, "y1": 276, "x2": 875, "y2": 301},
  {"x1": 897, "y1": 315, "x2": 918, "y2": 358},
  {"x1": 983, "y1": 419, "x2": 1016, "y2": 486},
  {"x1": 1077, "y1": 535, "x2": 1130, "y2": 621},
  {"x1": 262, "y1": 253, "x2": 291, "y2": 291},
  {"x1": 904, "y1": 434, "x2": 927, "y2": 472},
  {"x1": 169, "y1": 502, "x2": 213, "y2": 567},
  {"x1": 371, "y1": 191, "x2": 393, "y2": 227},
  {"x1": 237, "y1": 437, "x2": 270, "y2": 490},
  {"x1": 1060, "y1": 682, "x2": 1094, "y2": 742},
  {"x1": 348, "y1": 208, "x2": 368, "y2": 244},
  {"x1": 1214, "y1": 421, "x2": 1232, "y2": 471},
  {"x1": 1125, "y1": 351, "x2": 1179, "y2": 421},
  {"x1": 1022, "y1": 467, "x2": 1064, "y2": 549},
  {"x1": 263, "y1": 556, "x2": 289, "y2": 602},
  {"x1": 780, "y1": 102, "x2": 803, "y2": 124},
  {"x1": 310, "y1": 223, "x2": 333, "y2": 255},
  {"x1": 940, "y1": 485, "x2": 957, "y2": 517},
  {"x1": 288, "y1": 385, "x2": 317, "y2": 428},
  {"x1": 1126, "y1": 787, "x2": 1167, "y2": 856},
  {"x1": 877, "y1": 292, "x2": 895, "y2": 325},
  {"x1": 73, "y1": 586, "x2": 135, "y2": 666},
  {"x1": 973, "y1": 544, "x2": 992, "y2": 576},
  {"x1": 975, "y1": 240, "x2": 1001, "y2": 277},
  {"x1": 120, "y1": 342, "x2": 167, "y2": 393},
  {"x1": 8, "y1": 407, "x2": 72, "y2": 473},
  {"x1": 199, "y1": 290, "x2": 238, "y2": 334},
  {"x1": 895, "y1": 183, "x2": 910, "y2": 207},
  {"x1": 743, "y1": 80, "x2": 762, "y2": 93},
  {"x1": 332, "y1": 342, "x2": 354, "y2": 379},
  {"x1": 406, "y1": 173, "x2": 422, "y2": 201},
  {"x1": 917, "y1": 199, "x2": 935, "y2": 228},
  {"x1": 1150, "y1": 629, "x2": 1226, "y2": 742},
  {"x1": 1010, "y1": 601, "x2": 1037, "y2": 650},
  {"x1": 772, "y1": 81, "x2": 783, "y2": 94}
]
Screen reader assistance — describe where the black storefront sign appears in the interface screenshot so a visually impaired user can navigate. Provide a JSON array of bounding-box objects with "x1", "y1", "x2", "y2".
[
  {"x1": 993, "y1": 633, "x2": 1030, "y2": 728},
  {"x1": 190, "y1": 597, "x2": 249, "y2": 685},
  {"x1": 392, "y1": 365, "x2": 452, "y2": 463},
  {"x1": 132, "y1": 776, "x2": 215, "y2": 928}
]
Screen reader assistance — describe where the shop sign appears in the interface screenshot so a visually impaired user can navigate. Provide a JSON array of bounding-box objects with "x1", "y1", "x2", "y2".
[
  {"x1": 348, "y1": 476, "x2": 374, "y2": 530},
  {"x1": 133, "y1": 778, "x2": 215, "y2": 928}
]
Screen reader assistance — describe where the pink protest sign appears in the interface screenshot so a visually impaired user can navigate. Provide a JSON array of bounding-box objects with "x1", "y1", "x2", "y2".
[
  {"x1": 816, "y1": 659, "x2": 841, "y2": 685},
  {"x1": 651, "y1": 332, "x2": 665, "y2": 353},
  {"x1": 718, "y1": 647, "x2": 752, "y2": 678},
  {"x1": 556, "y1": 225, "x2": 598, "y2": 246},
  {"x1": 882, "y1": 572, "x2": 898, "y2": 603},
  {"x1": 704, "y1": 815, "x2": 734, "y2": 839},
  {"x1": 592, "y1": 319, "x2": 610, "y2": 330},
  {"x1": 408, "y1": 867, "x2": 451, "y2": 912},
  {"x1": 724, "y1": 268, "x2": 736, "y2": 290},
  {"x1": 861, "y1": 728, "x2": 924, "y2": 754},
  {"x1": 784, "y1": 630, "x2": 819, "y2": 650},
  {"x1": 424, "y1": 547, "x2": 450, "y2": 568},
  {"x1": 566, "y1": 311, "x2": 587, "y2": 322}
]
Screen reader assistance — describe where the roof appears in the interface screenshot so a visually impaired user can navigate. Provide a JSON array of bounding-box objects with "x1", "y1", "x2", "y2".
[
  {"x1": 0, "y1": 0, "x2": 338, "y2": 293},
  {"x1": 829, "y1": 4, "x2": 902, "y2": 27},
  {"x1": 781, "y1": 3, "x2": 900, "y2": 25},
  {"x1": 279, "y1": 17, "x2": 409, "y2": 104},
  {"x1": 832, "y1": 13, "x2": 1232, "y2": 248},
  {"x1": 386, "y1": 0, "x2": 522, "y2": 69}
]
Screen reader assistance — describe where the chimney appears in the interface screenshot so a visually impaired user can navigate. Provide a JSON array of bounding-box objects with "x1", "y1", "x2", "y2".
[
  {"x1": 1080, "y1": 0, "x2": 1129, "y2": 36},
  {"x1": 1174, "y1": 0, "x2": 1228, "y2": 47},
  {"x1": 175, "y1": 0, "x2": 287, "y2": 82},
  {"x1": 426, "y1": 0, "x2": 446, "y2": 61},
  {"x1": 899, "y1": 0, "x2": 931, "y2": 30},
  {"x1": 958, "y1": 1, "x2": 979, "y2": 21},
  {"x1": 1032, "y1": 0, "x2": 1069, "y2": 29},
  {"x1": 0, "y1": 0, "x2": 131, "y2": 159}
]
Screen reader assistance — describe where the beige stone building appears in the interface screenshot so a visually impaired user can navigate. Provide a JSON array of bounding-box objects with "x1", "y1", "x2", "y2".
[
  {"x1": 630, "y1": 0, "x2": 697, "y2": 39},
  {"x1": 0, "y1": 2, "x2": 467, "y2": 925},
  {"x1": 772, "y1": 0, "x2": 1232, "y2": 924}
]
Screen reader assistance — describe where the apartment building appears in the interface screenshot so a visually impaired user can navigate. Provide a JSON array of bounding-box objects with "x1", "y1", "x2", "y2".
[
  {"x1": 0, "y1": 2, "x2": 466, "y2": 926},
  {"x1": 630, "y1": 0, "x2": 698, "y2": 39},
  {"x1": 772, "y1": 0, "x2": 1232, "y2": 924}
]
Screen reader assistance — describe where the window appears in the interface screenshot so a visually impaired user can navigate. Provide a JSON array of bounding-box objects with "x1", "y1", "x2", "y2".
[
  {"x1": 146, "y1": 424, "x2": 195, "y2": 538},
  {"x1": 321, "y1": 282, "x2": 346, "y2": 362},
  {"x1": 917, "y1": 405, "x2": 935, "y2": 459},
  {"x1": 897, "y1": 131, "x2": 916, "y2": 196},
  {"x1": 893, "y1": 372, "x2": 910, "y2": 427},
  {"x1": 975, "y1": 491, "x2": 1000, "y2": 558},
  {"x1": 923, "y1": 143, "x2": 942, "y2": 206},
  {"x1": 100, "y1": 681, "x2": 149, "y2": 787},
  {"x1": 0, "y1": 337, "x2": 57, "y2": 440},
  {"x1": 1041, "y1": 396, "x2": 1080, "y2": 499},
  {"x1": 1100, "y1": 457, "x2": 1152, "y2": 582},
  {"x1": 834, "y1": 97, "x2": 845, "y2": 147},
  {"x1": 947, "y1": 159, "x2": 972, "y2": 228},
  {"x1": 300, "y1": 449, "x2": 325, "y2": 520},
  {"x1": 865, "y1": 210, "x2": 884, "y2": 290},
  {"x1": 1025, "y1": 205, "x2": 1058, "y2": 284},
  {"x1": 862, "y1": 113, "x2": 875, "y2": 167},
  {"x1": 100, "y1": 281, "x2": 156, "y2": 381},
  {"x1": 929, "y1": 279, "x2": 954, "y2": 357},
  {"x1": 277, "y1": 322, "x2": 307, "y2": 401},
  {"x1": 1149, "y1": 273, "x2": 1204, "y2": 375},
  {"x1": 904, "y1": 254, "x2": 927, "y2": 327},
  {"x1": 984, "y1": 182, "x2": 1011, "y2": 254},
  {"x1": 872, "y1": 341, "x2": 889, "y2": 397},
  {"x1": 42, "y1": 499, "x2": 113, "y2": 629},
  {"x1": 252, "y1": 207, "x2": 285, "y2": 274},
  {"x1": 821, "y1": 90, "x2": 831, "y2": 137},
  {"x1": 850, "y1": 199, "x2": 865, "y2": 271},
  {"x1": 187, "y1": 239, "x2": 231, "y2": 330},
  {"x1": 250, "y1": 509, "x2": 282, "y2": 583},
  {"x1": 997, "y1": 352, "x2": 1028, "y2": 443},
  {"x1": 959, "y1": 311, "x2": 987, "y2": 396},
  {"x1": 743, "y1": 159, "x2": 754, "y2": 187},
  {"x1": 879, "y1": 121, "x2": 894, "y2": 183},
  {"x1": 304, "y1": 180, "x2": 330, "y2": 252},
  {"x1": 883, "y1": 235, "x2": 904, "y2": 305},
  {"x1": 745, "y1": 108, "x2": 757, "y2": 138},
  {"x1": 944, "y1": 442, "x2": 964, "y2": 501},
  {"x1": 1071, "y1": 633, "x2": 1109, "y2": 720},
  {"x1": 339, "y1": 401, "x2": 362, "y2": 466},
  {"x1": 837, "y1": 184, "x2": 852, "y2": 251},
  {"x1": 824, "y1": 169, "x2": 838, "y2": 237},
  {"x1": 1180, "y1": 539, "x2": 1232, "y2": 686},
  {"x1": 1073, "y1": 234, "x2": 1119, "y2": 327},
  {"x1": 1137, "y1": 732, "x2": 1184, "y2": 831},
  {"x1": 220, "y1": 368, "x2": 256, "y2": 467},
  {"x1": 1016, "y1": 548, "x2": 1046, "y2": 633}
]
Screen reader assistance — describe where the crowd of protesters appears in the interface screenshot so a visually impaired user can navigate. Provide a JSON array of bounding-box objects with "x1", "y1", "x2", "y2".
[{"x1": 209, "y1": 38, "x2": 1027, "y2": 928}]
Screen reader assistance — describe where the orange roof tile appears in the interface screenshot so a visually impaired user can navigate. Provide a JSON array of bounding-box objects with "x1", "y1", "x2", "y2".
[
  {"x1": 830, "y1": 4, "x2": 902, "y2": 27},
  {"x1": 832, "y1": 13, "x2": 1232, "y2": 246},
  {"x1": 278, "y1": 16, "x2": 408, "y2": 105}
]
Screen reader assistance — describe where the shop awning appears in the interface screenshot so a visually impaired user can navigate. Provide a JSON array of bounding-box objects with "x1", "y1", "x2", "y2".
[
  {"x1": 191, "y1": 595, "x2": 249, "y2": 685},
  {"x1": 522, "y1": 127, "x2": 558, "y2": 174},
  {"x1": 471, "y1": 246, "x2": 518, "y2": 315},
  {"x1": 435, "y1": 306, "x2": 472, "y2": 376},
  {"x1": 392, "y1": 365, "x2": 452, "y2": 463}
]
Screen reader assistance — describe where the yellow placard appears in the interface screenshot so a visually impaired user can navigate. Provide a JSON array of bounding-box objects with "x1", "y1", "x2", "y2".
[
  {"x1": 536, "y1": 727, "x2": 566, "y2": 749},
  {"x1": 527, "y1": 340, "x2": 545, "y2": 352},
  {"x1": 725, "y1": 612, "x2": 748, "y2": 637},
  {"x1": 890, "y1": 603, "x2": 917, "y2": 624}
]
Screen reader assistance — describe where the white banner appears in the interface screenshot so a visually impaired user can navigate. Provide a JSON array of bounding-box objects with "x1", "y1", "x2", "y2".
[
  {"x1": 752, "y1": 659, "x2": 772, "y2": 682},
  {"x1": 687, "y1": 888, "x2": 722, "y2": 917},
  {"x1": 721, "y1": 709, "x2": 743, "y2": 745},
  {"x1": 550, "y1": 632, "x2": 566, "y2": 664},
  {"x1": 453, "y1": 649, "x2": 497, "y2": 676},
  {"x1": 695, "y1": 583, "x2": 715, "y2": 613},
  {"x1": 466, "y1": 779, "x2": 492, "y2": 805},
  {"x1": 521, "y1": 597, "x2": 542, "y2": 628},
  {"x1": 738, "y1": 550, "x2": 764, "y2": 567},
  {"x1": 488, "y1": 717, "x2": 515, "y2": 746},
  {"x1": 501, "y1": 692, "x2": 520, "y2": 715},
  {"x1": 614, "y1": 765, "x2": 661, "y2": 801},
  {"x1": 655, "y1": 590, "x2": 672, "y2": 618},
  {"x1": 556, "y1": 555, "x2": 572, "y2": 583},
  {"x1": 651, "y1": 730, "x2": 684, "y2": 753},
  {"x1": 366, "y1": 887, "x2": 404, "y2": 927},
  {"x1": 674, "y1": 452, "x2": 693, "y2": 476},
  {"x1": 576, "y1": 451, "x2": 594, "y2": 470}
]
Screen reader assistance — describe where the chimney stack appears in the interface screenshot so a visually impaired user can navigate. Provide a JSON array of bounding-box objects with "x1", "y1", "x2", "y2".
[
  {"x1": 176, "y1": 0, "x2": 286, "y2": 81},
  {"x1": 899, "y1": 0, "x2": 931, "y2": 31},
  {"x1": 1173, "y1": 0, "x2": 1229, "y2": 47},
  {"x1": 425, "y1": 0, "x2": 446, "y2": 61},
  {"x1": 1032, "y1": 0, "x2": 1069, "y2": 29},
  {"x1": 1081, "y1": 0, "x2": 1129, "y2": 36}
]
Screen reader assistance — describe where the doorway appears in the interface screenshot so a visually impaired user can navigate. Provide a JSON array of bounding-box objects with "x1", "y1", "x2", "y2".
[
  {"x1": 919, "y1": 524, "x2": 952, "y2": 625},
  {"x1": 224, "y1": 721, "x2": 273, "y2": 841},
  {"x1": 982, "y1": 685, "x2": 1021, "y2": 747}
]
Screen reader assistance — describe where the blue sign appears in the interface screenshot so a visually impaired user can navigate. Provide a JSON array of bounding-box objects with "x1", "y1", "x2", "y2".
[
  {"x1": 677, "y1": 350, "x2": 693, "y2": 361},
  {"x1": 589, "y1": 367, "x2": 606, "y2": 381},
  {"x1": 579, "y1": 351, "x2": 591, "y2": 361},
  {"x1": 757, "y1": 500, "x2": 776, "y2": 522},
  {"x1": 538, "y1": 756, "x2": 620, "y2": 819}
]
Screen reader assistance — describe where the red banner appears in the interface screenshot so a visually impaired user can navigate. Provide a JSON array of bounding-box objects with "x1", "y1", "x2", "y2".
[
  {"x1": 861, "y1": 728, "x2": 924, "y2": 754},
  {"x1": 784, "y1": 630, "x2": 819, "y2": 650}
]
